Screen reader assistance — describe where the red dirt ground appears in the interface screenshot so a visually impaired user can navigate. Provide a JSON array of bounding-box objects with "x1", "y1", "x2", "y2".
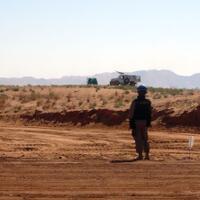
[
  {"x1": 0, "y1": 125, "x2": 200, "y2": 199},
  {"x1": 1, "y1": 86, "x2": 200, "y2": 199}
]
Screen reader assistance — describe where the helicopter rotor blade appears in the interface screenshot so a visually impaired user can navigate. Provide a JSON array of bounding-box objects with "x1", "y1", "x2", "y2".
[{"x1": 116, "y1": 71, "x2": 125, "y2": 75}]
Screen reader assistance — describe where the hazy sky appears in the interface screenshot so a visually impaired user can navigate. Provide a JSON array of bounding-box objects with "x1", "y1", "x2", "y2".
[{"x1": 1, "y1": 0, "x2": 200, "y2": 78}]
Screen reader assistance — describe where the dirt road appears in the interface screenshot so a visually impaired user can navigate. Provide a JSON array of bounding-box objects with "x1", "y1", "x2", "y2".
[{"x1": 0, "y1": 126, "x2": 200, "y2": 199}]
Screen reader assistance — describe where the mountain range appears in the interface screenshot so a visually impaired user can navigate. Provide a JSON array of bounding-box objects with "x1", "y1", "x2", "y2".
[{"x1": 0, "y1": 70, "x2": 200, "y2": 89}]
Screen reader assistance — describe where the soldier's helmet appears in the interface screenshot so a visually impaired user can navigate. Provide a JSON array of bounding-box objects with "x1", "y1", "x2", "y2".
[{"x1": 137, "y1": 85, "x2": 147, "y2": 94}]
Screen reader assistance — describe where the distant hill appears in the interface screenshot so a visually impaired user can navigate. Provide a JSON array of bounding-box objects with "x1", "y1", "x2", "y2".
[
  {"x1": 133, "y1": 70, "x2": 200, "y2": 88},
  {"x1": 0, "y1": 70, "x2": 200, "y2": 88}
]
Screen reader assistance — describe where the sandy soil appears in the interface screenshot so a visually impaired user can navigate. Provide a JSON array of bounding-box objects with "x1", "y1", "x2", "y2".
[
  {"x1": 0, "y1": 125, "x2": 200, "y2": 199},
  {"x1": 0, "y1": 85, "x2": 198, "y2": 114}
]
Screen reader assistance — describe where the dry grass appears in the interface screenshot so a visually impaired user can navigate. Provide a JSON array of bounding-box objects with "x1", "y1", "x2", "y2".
[{"x1": 0, "y1": 85, "x2": 198, "y2": 115}]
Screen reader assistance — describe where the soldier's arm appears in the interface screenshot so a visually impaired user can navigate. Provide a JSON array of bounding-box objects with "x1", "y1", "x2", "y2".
[
  {"x1": 129, "y1": 101, "x2": 135, "y2": 119},
  {"x1": 147, "y1": 100, "x2": 152, "y2": 127}
]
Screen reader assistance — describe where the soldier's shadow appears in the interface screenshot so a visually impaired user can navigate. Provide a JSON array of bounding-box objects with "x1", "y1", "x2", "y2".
[{"x1": 110, "y1": 159, "x2": 137, "y2": 163}]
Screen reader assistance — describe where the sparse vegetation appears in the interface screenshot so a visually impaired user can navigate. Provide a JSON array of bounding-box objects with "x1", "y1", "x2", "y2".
[
  {"x1": 48, "y1": 91, "x2": 59, "y2": 100},
  {"x1": 11, "y1": 86, "x2": 20, "y2": 92},
  {"x1": 86, "y1": 98, "x2": 90, "y2": 103},
  {"x1": 89, "y1": 102, "x2": 97, "y2": 109},
  {"x1": 101, "y1": 99, "x2": 107, "y2": 107},
  {"x1": 78, "y1": 101, "x2": 83, "y2": 107},
  {"x1": 112, "y1": 85, "x2": 134, "y2": 91},
  {"x1": 0, "y1": 85, "x2": 199, "y2": 116},
  {"x1": 108, "y1": 95, "x2": 114, "y2": 101},
  {"x1": 114, "y1": 98, "x2": 124, "y2": 108},
  {"x1": 66, "y1": 93, "x2": 72, "y2": 102},
  {"x1": 124, "y1": 90, "x2": 130, "y2": 95},
  {"x1": 186, "y1": 90, "x2": 194, "y2": 96},
  {"x1": 95, "y1": 87, "x2": 100, "y2": 92},
  {"x1": 124, "y1": 98, "x2": 130, "y2": 103},
  {"x1": 22, "y1": 87, "x2": 27, "y2": 93},
  {"x1": 148, "y1": 87, "x2": 184, "y2": 96},
  {"x1": 36, "y1": 100, "x2": 43, "y2": 107},
  {"x1": 18, "y1": 91, "x2": 41, "y2": 103},
  {"x1": 13, "y1": 105, "x2": 21, "y2": 113},
  {"x1": 152, "y1": 93, "x2": 162, "y2": 99},
  {"x1": 0, "y1": 94, "x2": 8, "y2": 108}
]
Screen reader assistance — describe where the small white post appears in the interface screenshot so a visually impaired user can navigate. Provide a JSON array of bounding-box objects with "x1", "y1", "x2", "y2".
[{"x1": 188, "y1": 136, "x2": 194, "y2": 159}]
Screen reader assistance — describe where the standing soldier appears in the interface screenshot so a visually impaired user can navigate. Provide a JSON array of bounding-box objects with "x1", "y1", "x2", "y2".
[{"x1": 129, "y1": 85, "x2": 152, "y2": 160}]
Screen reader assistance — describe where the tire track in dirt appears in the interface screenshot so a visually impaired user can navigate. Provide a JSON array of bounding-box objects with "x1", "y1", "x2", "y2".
[
  {"x1": 0, "y1": 126, "x2": 200, "y2": 199},
  {"x1": 0, "y1": 161, "x2": 200, "y2": 199}
]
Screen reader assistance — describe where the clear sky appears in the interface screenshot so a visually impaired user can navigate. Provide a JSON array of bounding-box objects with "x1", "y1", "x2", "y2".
[{"x1": 1, "y1": 0, "x2": 200, "y2": 78}]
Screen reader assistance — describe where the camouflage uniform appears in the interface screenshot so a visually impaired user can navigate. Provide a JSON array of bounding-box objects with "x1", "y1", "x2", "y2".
[{"x1": 129, "y1": 96, "x2": 152, "y2": 159}]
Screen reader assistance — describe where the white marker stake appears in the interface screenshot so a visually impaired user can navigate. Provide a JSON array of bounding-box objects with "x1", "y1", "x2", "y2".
[{"x1": 188, "y1": 136, "x2": 194, "y2": 159}]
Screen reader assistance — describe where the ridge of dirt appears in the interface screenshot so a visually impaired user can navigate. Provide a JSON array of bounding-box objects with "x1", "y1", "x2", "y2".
[
  {"x1": 1, "y1": 86, "x2": 200, "y2": 129},
  {"x1": 163, "y1": 105, "x2": 200, "y2": 127},
  {"x1": 21, "y1": 109, "x2": 129, "y2": 126},
  {"x1": 19, "y1": 106, "x2": 200, "y2": 129}
]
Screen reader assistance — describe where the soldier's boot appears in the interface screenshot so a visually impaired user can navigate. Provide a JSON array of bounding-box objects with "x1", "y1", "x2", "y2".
[
  {"x1": 134, "y1": 153, "x2": 143, "y2": 161},
  {"x1": 144, "y1": 153, "x2": 150, "y2": 160},
  {"x1": 144, "y1": 139, "x2": 150, "y2": 160}
]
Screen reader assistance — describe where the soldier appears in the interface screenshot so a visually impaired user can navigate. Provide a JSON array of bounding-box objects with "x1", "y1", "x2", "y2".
[{"x1": 129, "y1": 85, "x2": 152, "y2": 160}]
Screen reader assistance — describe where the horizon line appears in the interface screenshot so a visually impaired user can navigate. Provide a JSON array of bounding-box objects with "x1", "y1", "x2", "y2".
[{"x1": 1, "y1": 69, "x2": 200, "y2": 79}]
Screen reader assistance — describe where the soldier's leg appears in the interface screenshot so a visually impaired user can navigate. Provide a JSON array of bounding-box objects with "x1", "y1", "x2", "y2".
[
  {"x1": 143, "y1": 127, "x2": 150, "y2": 159},
  {"x1": 135, "y1": 121, "x2": 143, "y2": 159},
  {"x1": 131, "y1": 129, "x2": 135, "y2": 140},
  {"x1": 131, "y1": 129, "x2": 136, "y2": 153}
]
